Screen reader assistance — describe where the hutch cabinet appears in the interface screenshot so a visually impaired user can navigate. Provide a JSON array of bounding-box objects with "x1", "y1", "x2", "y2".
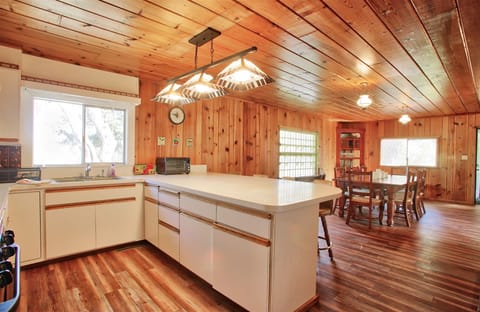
[{"x1": 336, "y1": 128, "x2": 365, "y2": 168}]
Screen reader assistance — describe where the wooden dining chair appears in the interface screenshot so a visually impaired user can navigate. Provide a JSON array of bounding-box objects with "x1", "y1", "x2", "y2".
[
  {"x1": 415, "y1": 168, "x2": 427, "y2": 217},
  {"x1": 345, "y1": 171, "x2": 383, "y2": 230},
  {"x1": 393, "y1": 170, "x2": 418, "y2": 226},
  {"x1": 333, "y1": 167, "x2": 349, "y2": 217}
]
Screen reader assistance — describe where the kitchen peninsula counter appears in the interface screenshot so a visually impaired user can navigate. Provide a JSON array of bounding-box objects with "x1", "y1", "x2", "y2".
[
  {"x1": 144, "y1": 172, "x2": 341, "y2": 213},
  {"x1": 144, "y1": 173, "x2": 341, "y2": 312}
]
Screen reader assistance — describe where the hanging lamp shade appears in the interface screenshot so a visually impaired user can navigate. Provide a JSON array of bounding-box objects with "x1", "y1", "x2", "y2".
[
  {"x1": 151, "y1": 82, "x2": 195, "y2": 105},
  {"x1": 215, "y1": 57, "x2": 274, "y2": 91},
  {"x1": 399, "y1": 114, "x2": 411, "y2": 124},
  {"x1": 356, "y1": 94, "x2": 372, "y2": 109},
  {"x1": 180, "y1": 72, "x2": 228, "y2": 100}
]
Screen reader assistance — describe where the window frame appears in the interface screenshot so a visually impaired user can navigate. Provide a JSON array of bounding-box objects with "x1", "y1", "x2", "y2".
[
  {"x1": 278, "y1": 127, "x2": 318, "y2": 178},
  {"x1": 380, "y1": 137, "x2": 438, "y2": 168},
  {"x1": 21, "y1": 87, "x2": 135, "y2": 168}
]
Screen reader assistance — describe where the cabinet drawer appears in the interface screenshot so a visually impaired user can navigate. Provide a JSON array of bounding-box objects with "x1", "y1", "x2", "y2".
[
  {"x1": 217, "y1": 204, "x2": 271, "y2": 239},
  {"x1": 158, "y1": 205, "x2": 179, "y2": 228},
  {"x1": 144, "y1": 185, "x2": 158, "y2": 200},
  {"x1": 158, "y1": 187, "x2": 180, "y2": 208},
  {"x1": 180, "y1": 193, "x2": 216, "y2": 220},
  {"x1": 46, "y1": 184, "x2": 137, "y2": 206}
]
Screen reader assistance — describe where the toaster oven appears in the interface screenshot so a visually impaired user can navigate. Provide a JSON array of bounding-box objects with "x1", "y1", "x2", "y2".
[{"x1": 156, "y1": 157, "x2": 190, "y2": 175}]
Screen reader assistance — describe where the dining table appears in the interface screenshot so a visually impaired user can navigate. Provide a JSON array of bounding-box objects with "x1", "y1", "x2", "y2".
[{"x1": 335, "y1": 174, "x2": 408, "y2": 226}]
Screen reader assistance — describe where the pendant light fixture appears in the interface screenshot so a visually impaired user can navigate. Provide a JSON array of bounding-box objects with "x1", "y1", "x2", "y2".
[
  {"x1": 398, "y1": 104, "x2": 411, "y2": 124},
  {"x1": 152, "y1": 27, "x2": 274, "y2": 105},
  {"x1": 356, "y1": 82, "x2": 372, "y2": 109},
  {"x1": 151, "y1": 82, "x2": 195, "y2": 105}
]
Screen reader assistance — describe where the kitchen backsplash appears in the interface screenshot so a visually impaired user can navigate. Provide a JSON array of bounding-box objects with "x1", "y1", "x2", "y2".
[{"x1": 0, "y1": 145, "x2": 21, "y2": 168}]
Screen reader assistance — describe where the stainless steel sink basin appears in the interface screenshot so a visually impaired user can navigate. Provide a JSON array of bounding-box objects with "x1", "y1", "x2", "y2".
[{"x1": 53, "y1": 176, "x2": 123, "y2": 182}]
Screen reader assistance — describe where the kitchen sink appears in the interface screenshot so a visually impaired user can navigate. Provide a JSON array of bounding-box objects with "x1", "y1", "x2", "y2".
[{"x1": 53, "y1": 176, "x2": 123, "y2": 182}]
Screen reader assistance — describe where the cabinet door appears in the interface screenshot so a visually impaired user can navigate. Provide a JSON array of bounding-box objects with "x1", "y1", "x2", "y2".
[
  {"x1": 46, "y1": 205, "x2": 95, "y2": 259},
  {"x1": 179, "y1": 213, "x2": 213, "y2": 284},
  {"x1": 213, "y1": 227, "x2": 270, "y2": 312},
  {"x1": 96, "y1": 198, "x2": 142, "y2": 248},
  {"x1": 144, "y1": 200, "x2": 158, "y2": 246},
  {"x1": 7, "y1": 192, "x2": 41, "y2": 263}
]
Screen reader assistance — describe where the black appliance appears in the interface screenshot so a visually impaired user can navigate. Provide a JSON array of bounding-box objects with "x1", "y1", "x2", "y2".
[
  {"x1": 0, "y1": 228, "x2": 20, "y2": 312},
  {"x1": 156, "y1": 157, "x2": 190, "y2": 175},
  {"x1": 0, "y1": 168, "x2": 41, "y2": 183}
]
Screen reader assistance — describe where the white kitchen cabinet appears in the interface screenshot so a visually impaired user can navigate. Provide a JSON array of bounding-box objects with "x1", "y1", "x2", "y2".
[
  {"x1": 46, "y1": 204, "x2": 96, "y2": 258},
  {"x1": 213, "y1": 226, "x2": 270, "y2": 312},
  {"x1": 7, "y1": 191, "x2": 42, "y2": 264},
  {"x1": 155, "y1": 187, "x2": 180, "y2": 260},
  {"x1": 96, "y1": 198, "x2": 142, "y2": 248},
  {"x1": 0, "y1": 66, "x2": 20, "y2": 140},
  {"x1": 179, "y1": 212, "x2": 213, "y2": 283},
  {"x1": 179, "y1": 193, "x2": 215, "y2": 283},
  {"x1": 45, "y1": 182, "x2": 142, "y2": 259},
  {"x1": 213, "y1": 204, "x2": 271, "y2": 312},
  {"x1": 144, "y1": 199, "x2": 158, "y2": 246}
]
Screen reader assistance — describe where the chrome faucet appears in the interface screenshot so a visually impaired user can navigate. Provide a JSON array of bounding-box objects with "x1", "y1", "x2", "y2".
[{"x1": 85, "y1": 164, "x2": 91, "y2": 177}]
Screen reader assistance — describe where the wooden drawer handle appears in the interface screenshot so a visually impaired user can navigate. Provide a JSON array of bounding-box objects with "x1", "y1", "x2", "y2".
[{"x1": 214, "y1": 223, "x2": 271, "y2": 247}]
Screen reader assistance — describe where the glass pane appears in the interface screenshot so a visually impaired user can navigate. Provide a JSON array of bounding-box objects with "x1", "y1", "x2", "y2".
[
  {"x1": 33, "y1": 99, "x2": 83, "y2": 165},
  {"x1": 85, "y1": 107, "x2": 125, "y2": 163},
  {"x1": 380, "y1": 138, "x2": 407, "y2": 166},
  {"x1": 408, "y1": 139, "x2": 437, "y2": 167}
]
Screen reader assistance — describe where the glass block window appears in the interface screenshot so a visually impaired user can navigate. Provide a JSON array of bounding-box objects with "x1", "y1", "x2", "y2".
[{"x1": 279, "y1": 128, "x2": 318, "y2": 178}]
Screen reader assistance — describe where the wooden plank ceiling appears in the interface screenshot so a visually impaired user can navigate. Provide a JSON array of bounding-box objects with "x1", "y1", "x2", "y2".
[{"x1": 0, "y1": 0, "x2": 479, "y2": 121}]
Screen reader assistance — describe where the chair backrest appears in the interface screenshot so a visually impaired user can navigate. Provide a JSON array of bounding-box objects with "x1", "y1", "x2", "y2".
[
  {"x1": 402, "y1": 170, "x2": 417, "y2": 205},
  {"x1": 416, "y1": 168, "x2": 426, "y2": 196},
  {"x1": 347, "y1": 170, "x2": 374, "y2": 202}
]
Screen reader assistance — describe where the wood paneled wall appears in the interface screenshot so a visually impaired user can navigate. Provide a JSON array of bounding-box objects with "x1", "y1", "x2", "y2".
[
  {"x1": 137, "y1": 80, "x2": 479, "y2": 205},
  {"x1": 357, "y1": 115, "x2": 478, "y2": 205},
  {"x1": 135, "y1": 79, "x2": 337, "y2": 178}
]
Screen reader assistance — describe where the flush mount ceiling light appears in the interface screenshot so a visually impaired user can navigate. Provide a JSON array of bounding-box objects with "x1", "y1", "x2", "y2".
[
  {"x1": 152, "y1": 27, "x2": 274, "y2": 105},
  {"x1": 356, "y1": 82, "x2": 372, "y2": 109},
  {"x1": 399, "y1": 104, "x2": 412, "y2": 124}
]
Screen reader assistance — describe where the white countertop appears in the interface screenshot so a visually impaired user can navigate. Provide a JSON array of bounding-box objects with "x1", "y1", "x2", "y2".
[
  {"x1": 145, "y1": 173, "x2": 342, "y2": 213},
  {"x1": 3, "y1": 173, "x2": 342, "y2": 214}
]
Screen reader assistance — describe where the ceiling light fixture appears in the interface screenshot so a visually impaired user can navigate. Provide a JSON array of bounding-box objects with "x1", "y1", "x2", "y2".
[
  {"x1": 356, "y1": 82, "x2": 372, "y2": 109},
  {"x1": 152, "y1": 27, "x2": 274, "y2": 105},
  {"x1": 399, "y1": 104, "x2": 411, "y2": 124}
]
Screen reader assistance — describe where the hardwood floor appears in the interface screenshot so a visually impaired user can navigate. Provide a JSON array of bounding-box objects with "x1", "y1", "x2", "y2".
[{"x1": 17, "y1": 201, "x2": 480, "y2": 311}]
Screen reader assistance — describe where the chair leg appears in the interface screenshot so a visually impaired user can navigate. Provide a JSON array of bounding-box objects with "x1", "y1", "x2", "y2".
[{"x1": 318, "y1": 215, "x2": 333, "y2": 260}]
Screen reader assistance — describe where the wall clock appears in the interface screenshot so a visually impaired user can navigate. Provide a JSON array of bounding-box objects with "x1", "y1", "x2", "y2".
[{"x1": 168, "y1": 106, "x2": 185, "y2": 125}]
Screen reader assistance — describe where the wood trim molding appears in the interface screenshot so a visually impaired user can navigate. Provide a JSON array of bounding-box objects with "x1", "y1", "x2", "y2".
[
  {"x1": 217, "y1": 201, "x2": 272, "y2": 220},
  {"x1": 213, "y1": 222, "x2": 271, "y2": 247},
  {"x1": 45, "y1": 196, "x2": 136, "y2": 210},
  {"x1": 158, "y1": 219, "x2": 180, "y2": 233},
  {"x1": 0, "y1": 138, "x2": 19, "y2": 143},
  {"x1": 144, "y1": 196, "x2": 180, "y2": 211},
  {"x1": 21, "y1": 75, "x2": 139, "y2": 98},
  {"x1": 45, "y1": 183, "x2": 137, "y2": 193},
  {"x1": 0, "y1": 62, "x2": 19, "y2": 70},
  {"x1": 294, "y1": 295, "x2": 319, "y2": 312},
  {"x1": 181, "y1": 210, "x2": 215, "y2": 225}
]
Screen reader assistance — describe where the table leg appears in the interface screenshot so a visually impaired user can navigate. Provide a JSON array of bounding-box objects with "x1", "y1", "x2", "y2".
[{"x1": 386, "y1": 187, "x2": 394, "y2": 226}]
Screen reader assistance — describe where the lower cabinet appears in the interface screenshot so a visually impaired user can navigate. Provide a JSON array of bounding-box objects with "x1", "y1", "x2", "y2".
[
  {"x1": 157, "y1": 205, "x2": 180, "y2": 261},
  {"x1": 96, "y1": 199, "x2": 143, "y2": 248},
  {"x1": 7, "y1": 191, "x2": 42, "y2": 264},
  {"x1": 179, "y1": 212, "x2": 213, "y2": 284},
  {"x1": 144, "y1": 199, "x2": 159, "y2": 246},
  {"x1": 46, "y1": 204, "x2": 96, "y2": 258},
  {"x1": 212, "y1": 226, "x2": 270, "y2": 312},
  {"x1": 45, "y1": 183, "x2": 143, "y2": 259}
]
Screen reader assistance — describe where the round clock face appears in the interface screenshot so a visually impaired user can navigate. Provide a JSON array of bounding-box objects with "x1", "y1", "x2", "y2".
[{"x1": 168, "y1": 106, "x2": 185, "y2": 125}]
